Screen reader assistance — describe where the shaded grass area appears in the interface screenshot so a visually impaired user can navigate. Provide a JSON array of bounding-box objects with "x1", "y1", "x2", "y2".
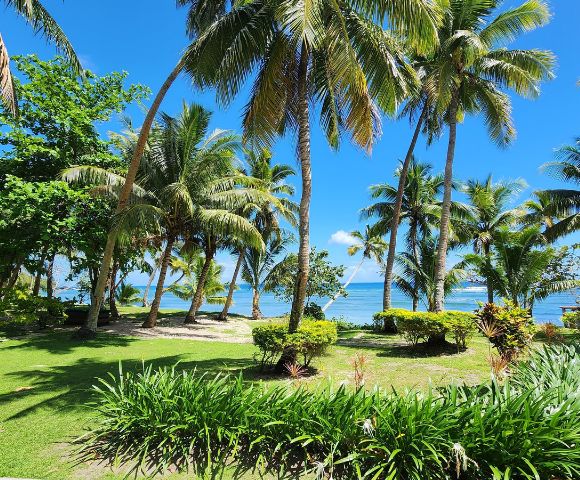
[{"x1": 0, "y1": 309, "x2": 577, "y2": 479}]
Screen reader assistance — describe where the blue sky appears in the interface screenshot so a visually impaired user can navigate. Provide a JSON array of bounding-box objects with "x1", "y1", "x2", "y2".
[{"x1": 3, "y1": 0, "x2": 580, "y2": 284}]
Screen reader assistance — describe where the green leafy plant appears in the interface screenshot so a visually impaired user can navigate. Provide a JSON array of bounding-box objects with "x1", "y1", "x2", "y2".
[
  {"x1": 475, "y1": 301, "x2": 535, "y2": 362},
  {"x1": 562, "y1": 310, "x2": 580, "y2": 329},
  {"x1": 303, "y1": 302, "x2": 325, "y2": 320},
  {"x1": 252, "y1": 320, "x2": 337, "y2": 368}
]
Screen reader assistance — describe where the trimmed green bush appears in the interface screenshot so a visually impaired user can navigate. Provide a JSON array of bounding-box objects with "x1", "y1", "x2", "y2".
[
  {"x1": 562, "y1": 310, "x2": 580, "y2": 329},
  {"x1": 252, "y1": 320, "x2": 337, "y2": 367},
  {"x1": 82, "y1": 344, "x2": 580, "y2": 479},
  {"x1": 374, "y1": 309, "x2": 476, "y2": 348}
]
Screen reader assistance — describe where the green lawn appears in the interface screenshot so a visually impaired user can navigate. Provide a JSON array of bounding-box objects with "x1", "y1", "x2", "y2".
[{"x1": 0, "y1": 310, "x2": 575, "y2": 479}]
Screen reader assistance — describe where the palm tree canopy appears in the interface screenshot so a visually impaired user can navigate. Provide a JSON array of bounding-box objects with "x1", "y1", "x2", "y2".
[
  {"x1": 421, "y1": 0, "x2": 554, "y2": 146},
  {"x1": 243, "y1": 233, "x2": 291, "y2": 291},
  {"x1": 347, "y1": 224, "x2": 388, "y2": 264},
  {"x1": 184, "y1": 0, "x2": 443, "y2": 151}
]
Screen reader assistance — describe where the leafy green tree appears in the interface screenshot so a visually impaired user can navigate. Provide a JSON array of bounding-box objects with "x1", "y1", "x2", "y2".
[
  {"x1": 394, "y1": 235, "x2": 466, "y2": 312},
  {"x1": 1, "y1": 0, "x2": 81, "y2": 114},
  {"x1": 188, "y1": 0, "x2": 440, "y2": 333},
  {"x1": 242, "y1": 234, "x2": 291, "y2": 319},
  {"x1": 537, "y1": 138, "x2": 580, "y2": 240},
  {"x1": 464, "y1": 227, "x2": 579, "y2": 311},
  {"x1": 427, "y1": 0, "x2": 554, "y2": 311},
  {"x1": 458, "y1": 175, "x2": 526, "y2": 302},
  {"x1": 362, "y1": 159, "x2": 444, "y2": 310},
  {"x1": 266, "y1": 247, "x2": 346, "y2": 307},
  {"x1": 115, "y1": 282, "x2": 141, "y2": 306},
  {"x1": 219, "y1": 148, "x2": 297, "y2": 320},
  {"x1": 322, "y1": 224, "x2": 387, "y2": 312},
  {"x1": 0, "y1": 55, "x2": 148, "y2": 181}
]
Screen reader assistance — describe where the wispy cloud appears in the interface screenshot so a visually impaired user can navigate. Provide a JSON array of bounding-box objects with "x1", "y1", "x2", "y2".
[{"x1": 329, "y1": 230, "x2": 357, "y2": 246}]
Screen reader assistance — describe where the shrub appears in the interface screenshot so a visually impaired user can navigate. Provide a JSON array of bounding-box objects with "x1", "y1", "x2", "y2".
[
  {"x1": 375, "y1": 309, "x2": 476, "y2": 348},
  {"x1": 372, "y1": 310, "x2": 397, "y2": 333},
  {"x1": 562, "y1": 310, "x2": 580, "y2": 329},
  {"x1": 252, "y1": 320, "x2": 337, "y2": 367},
  {"x1": 475, "y1": 301, "x2": 535, "y2": 362},
  {"x1": 303, "y1": 302, "x2": 325, "y2": 319},
  {"x1": 82, "y1": 344, "x2": 580, "y2": 479},
  {"x1": 330, "y1": 315, "x2": 358, "y2": 331}
]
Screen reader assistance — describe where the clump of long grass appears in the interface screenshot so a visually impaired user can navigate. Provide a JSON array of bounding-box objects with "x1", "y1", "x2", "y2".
[{"x1": 80, "y1": 345, "x2": 580, "y2": 479}]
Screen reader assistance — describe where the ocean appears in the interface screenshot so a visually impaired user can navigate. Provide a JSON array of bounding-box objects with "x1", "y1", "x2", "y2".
[{"x1": 61, "y1": 282, "x2": 578, "y2": 325}]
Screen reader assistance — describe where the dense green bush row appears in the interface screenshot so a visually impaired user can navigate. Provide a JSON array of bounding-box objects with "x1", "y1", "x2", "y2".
[
  {"x1": 562, "y1": 310, "x2": 580, "y2": 329},
  {"x1": 82, "y1": 344, "x2": 580, "y2": 479},
  {"x1": 252, "y1": 320, "x2": 338, "y2": 367},
  {"x1": 373, "y1": 309, "x2": 477, "y2": 348}
]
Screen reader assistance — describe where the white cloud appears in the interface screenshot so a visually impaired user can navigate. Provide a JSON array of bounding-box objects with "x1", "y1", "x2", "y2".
[{"x1": 329, "y1": 230, "x2": 357, "y2": 246}]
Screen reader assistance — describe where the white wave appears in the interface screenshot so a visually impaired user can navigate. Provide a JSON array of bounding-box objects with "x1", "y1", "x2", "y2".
[{"x1": 456, "y1": 286, "x2": 487, "y2": 292}]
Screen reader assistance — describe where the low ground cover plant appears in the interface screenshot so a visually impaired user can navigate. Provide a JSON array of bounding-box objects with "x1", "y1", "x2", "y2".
[
  {"x1": 252, "y1": 319, "x2": 337, "y2": 367},
  {"x1": 81, "y1": 344, "x2": 580, "y2": 479},
  {"x1": 374, "y1": 309, "x2": 476, "y2": 349}
]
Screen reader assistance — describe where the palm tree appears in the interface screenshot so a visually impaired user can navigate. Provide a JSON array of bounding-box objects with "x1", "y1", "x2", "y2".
[
  {"x1": 243, "y1": 234, "x2": 291, "y2": 319},
  {"x1": 80, "y1": 1, "x2": 232, "y2": 336},
  {"x1": 394, "y1": 235, "x2": 466, "y2": 312},
  {"x1": 322, "y1": 224, "x2": 386, "y2": 313},
  {"x1": 458, "y1": 175, "x2": 526, "y2": 302},
  {"x1": 218, "y1": 149, "x2": 297, "y2": 320},
  {"x1": 521, "y1": 191, "x2": 560, "y2": 230},
  {"x1": 362, "y1": 159, "x2": 443, "y2": 310},
  {"x1": 428, "y1": 0, "x2": 554, "y2": 312},
  {"x1": 1, "y1": 0, "x2": 81, "y2": 114},
  {"x1": 464, "y1": 226, "x2": 578, "y2": 310},
  {"x1": 188, "y1": 0, "x2": 441, "y2": 334},
  {"x1": 537, "y1": 138, "x2": 580, "y2": 240},
  {"x1": 115, "y1": 282, "x2": 141, "y2": 306}
]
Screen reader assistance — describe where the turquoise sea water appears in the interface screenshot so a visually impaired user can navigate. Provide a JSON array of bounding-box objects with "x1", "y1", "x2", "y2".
[{"x1": 62, "y1": 283, "x2": 578, "y2": 325}]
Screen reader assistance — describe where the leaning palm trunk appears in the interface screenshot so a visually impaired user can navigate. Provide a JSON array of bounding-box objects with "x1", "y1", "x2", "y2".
[
  {"x1": 81, "y1": 58, "x2": 186, "y2": 338},
  {"x1": 142, "y1": 238, "x2": 175, "y2": 328},
  {"x1": 383, "y1": 106, "x2": 427, "y2": 311},
  {"x1": 251, "y1": 288, "x2": 263, "y2": 319},
  {"x1": 142, "y1": 263, "x2": 157, "y2": 307},
  {"x1": 218, "y1": 249, "x2": 244, "y2": 321},
  {"x1": 434, "y1": 97, "x2": 459, "y2": 313},
  {"x1": 108, "y1": 261, "x2": 120, "y2": 319},
  {"x1": 288, "y1": 43, "x2": 311, "y2": 335},
  {"x1": 185, "y1": 250, "x2": 214, "y2": 324},
  {"x1": 322, "y1": 258, "x2": 364, "y2": 313}
]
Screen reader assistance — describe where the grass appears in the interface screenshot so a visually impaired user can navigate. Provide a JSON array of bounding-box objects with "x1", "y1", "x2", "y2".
[{"x1": 0, "y1": 308, "x2": 576, "y2": 479}]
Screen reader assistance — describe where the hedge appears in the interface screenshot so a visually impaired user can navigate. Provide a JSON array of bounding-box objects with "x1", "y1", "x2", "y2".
[{"x1": 374, "y1": 309, "x2": 477, "y2": 348}]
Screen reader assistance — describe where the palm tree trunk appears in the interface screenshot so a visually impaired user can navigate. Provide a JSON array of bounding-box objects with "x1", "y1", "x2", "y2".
[
  {"x1": 251, "y1": 288, "x2": 263, "y2": 319},
  {"x1": 383, "y1": 106, "x2": 427, "y2": 311},
  {"x1": 109, "y1": 261, "x2": 120, "y2": 319},
  {"x1": 410, "y1": 222, "x2": 420, "y2": 312},
  {"x1": 46, "y1": 254, "x2": 55, "y2": 299},
  {"x1": 142, "y1": 237, "x2": 175, "y2": 328},
  {"x1": 218, "y1": 249, "x2": 244, "y2": 321},
  {"x1": 185, "y1": 249, "x2": 214, "y2": 324},
  {"x1": 483, "y1": 244, "x2": 494, "y2": 304},
  {"x1": 433, "y1": 96, "x2": 459, "y2": 313},
  {"x1": 322, "y1": 258, "x2": 364, "y2": 312},
  {"x1": 288, "y1": 42, "x2": 311, "y2": 335},
  {"x1": 81, "y1": 58, "x2": 186, "y2": 339},
  {"x1": 142, "y1": 261, "x2": 158, "y2": 307}
]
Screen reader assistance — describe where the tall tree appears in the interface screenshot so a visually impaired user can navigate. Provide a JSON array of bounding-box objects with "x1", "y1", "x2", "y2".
[
  {"x1": 458, "y1": 175, "x2": 525, "y2": 302},
  {"x1": 537, "y1": 138, "x2": 580, "y2": 240},
  {"x1": 428, "y1": 0, "x2": 554, "y2": 311},
  {"x1": 189, "y1": 0, "x2": 441, "y2": 334},
  {"x1": 322, "y1": 224, "x2": 386, "y2": 312},
  {"x1": 219, "y1": 149, "x2": 297, "y2": 320},
  {"x1": 1, "y1": 0, "x2": 81, "y2": 114},
  {"x1": 362, "y1": 159, "x2": 444, "y2": 311}
]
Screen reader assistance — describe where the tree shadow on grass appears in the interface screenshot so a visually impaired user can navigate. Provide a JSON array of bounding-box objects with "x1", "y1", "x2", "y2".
[
  {"x1": 0, "y1": 354, "x2": 264, "y2": 421},
  {"x1": 337, "y1": 335, "x2": 466, "y2": 358}
]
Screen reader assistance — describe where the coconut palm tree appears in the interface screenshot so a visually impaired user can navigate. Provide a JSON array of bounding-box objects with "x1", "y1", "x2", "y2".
[
  {"x1": 115, "y1": 282, "x2": 141, "y2": 306},
  {"x1": 458, "y1": 175, "x2": 526, "y2": 302},
  {"x1": 1, "y1": 0, "x2": 81, "y2": 114},
  {"x1": 218, "y1": 149, "x2": 297, "y2": 320},
  {"x1": 243, "y1": 234, "x2": 291, "y2": 319},
  {"x1": 521, "y1": 190, "x2": 560, "y2": 231},
  {"x1": 188, "y1": 0, "x2": 441, "y2": 334},
  {"x1": 464, "y1": 226, "x2": 578, "y2": 310},
  {"x1": 394, "y1": 235, "x2": 466, "y2": 312},
  {"x1": 428, "y1": 0, "x2": 554, "y2": 312},
  {"x1": 322, "y1": 224, "x2": 386, "y2": 313},
  {"x1": 362, "y1": 159, "x2": 444, "y2": 310},
  {"x1": 537, "y1": 138, "x2": 580, "y2": 240}
]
